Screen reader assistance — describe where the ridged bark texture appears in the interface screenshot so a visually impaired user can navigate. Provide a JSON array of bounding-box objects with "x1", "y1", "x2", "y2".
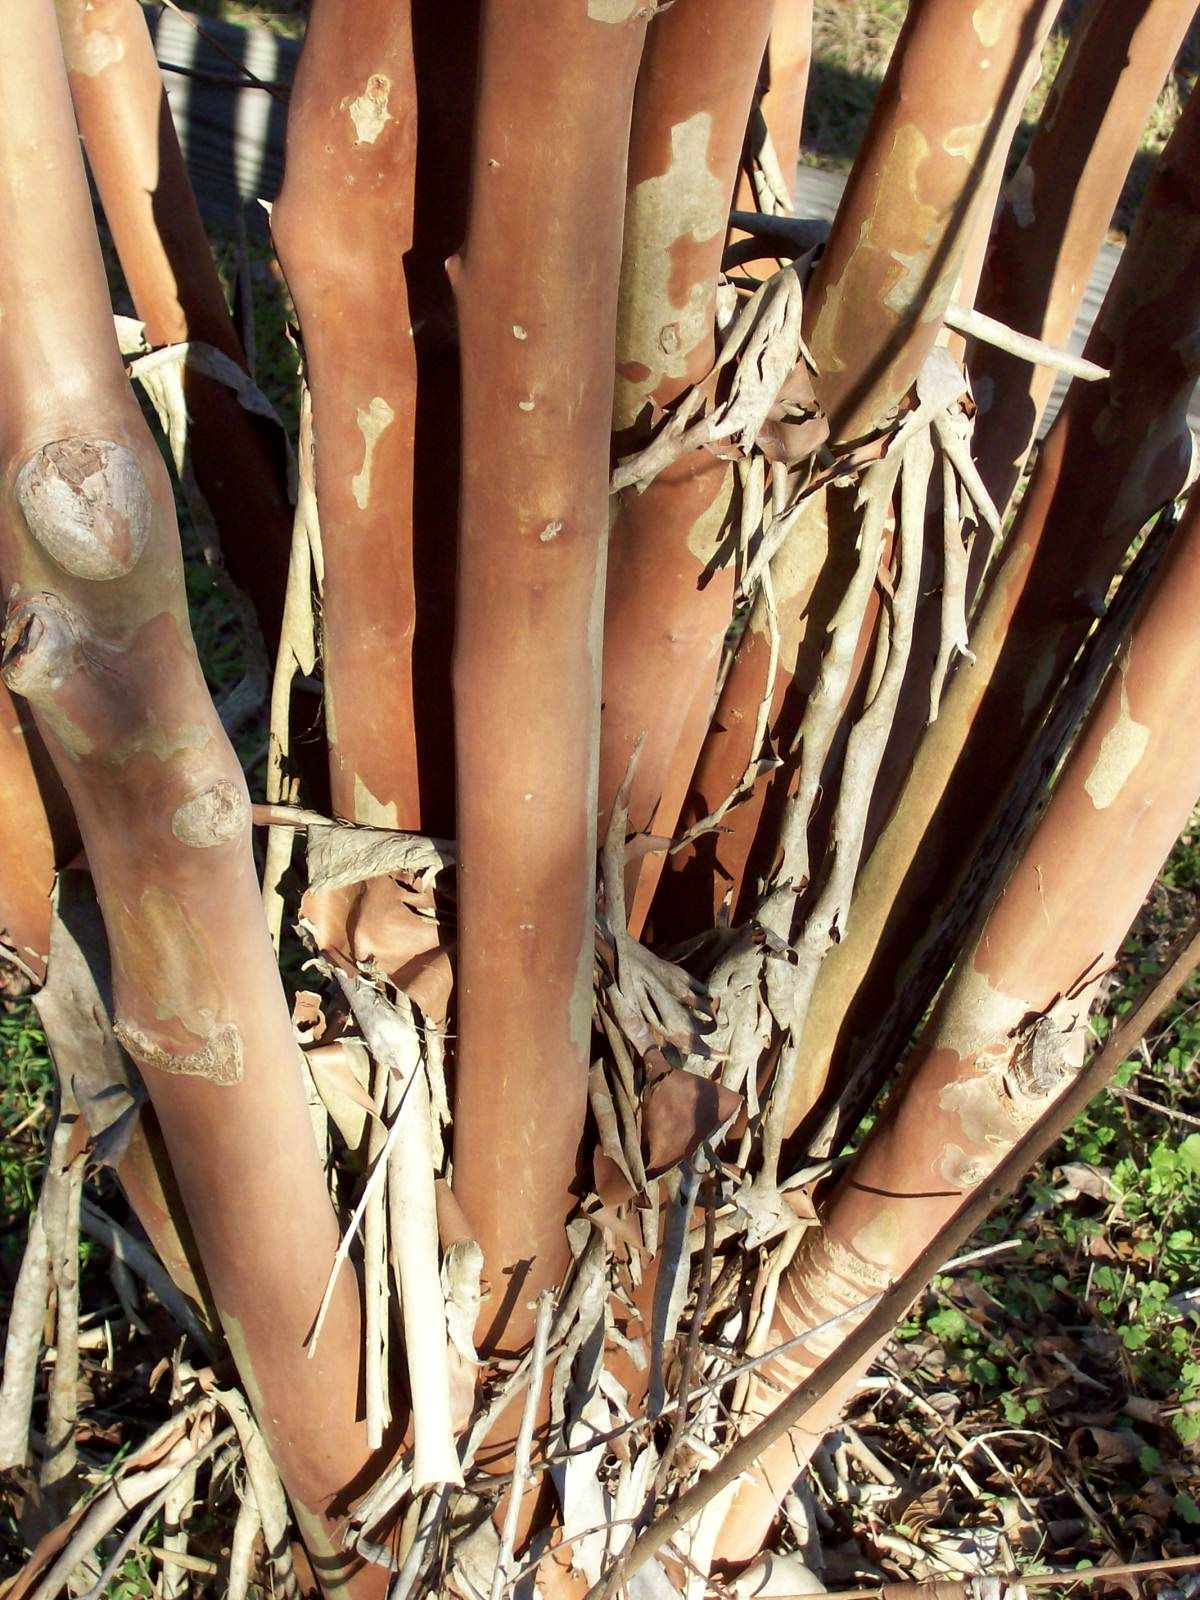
[
  {"x1": 0, "y1": 12, "x2": 384, "y2": 1592},
  {"x1": 599, "y1": 0, "x2": 774, "y2": 885},
  {"x1": 273, "y1": 0, "x2": 474, "y2": 833},
  {"x1": 971, "y1": 0, "x2": 1196, "y2": 521},
  {"x1": 716, "y1": 475, "x2": 1200, "y2": 1564},
  {"x1": 780, "y1": 81, "x2": 1200, "y2": 1146},
  {"x1": 450, "y1": 0, "x2": 648, "y2": 1355},
  {"x1": 55, "y1": 0, "x2": 293, "y2": 654}
]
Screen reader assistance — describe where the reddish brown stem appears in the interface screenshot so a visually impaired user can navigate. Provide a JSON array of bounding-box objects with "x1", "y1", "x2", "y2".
[{"x1": 449, "y1": 1, "x2": 648, "y2": 1355}]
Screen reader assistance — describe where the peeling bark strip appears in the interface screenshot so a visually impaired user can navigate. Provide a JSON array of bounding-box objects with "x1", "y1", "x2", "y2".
[
  {"x1": 598, "y1": 0, "x2": 774, "y2": 889},
  {"x1": 971, "y1": 0, "x2": 1197, "y2": 523},
  {"x1": 716, "y1": 477, "x2": 1200, "y2": 1566},
  {"x1": 652, "y1": 0, "x2": 1056, "y2": 943},
  {"x1": 54, "y1": 0, "x2": 293, "y2": 651},
  {"x1": 274, "y1": 0, "x2": 475, "y2": 835},
  {"x1": 803, "y1": 0, "x2": 1058, "y2": 447},
  {"x1": 0, "y1": 11, "x2": 384, "y2": 1593},
  {"x1": 783, "y1": 82, "x2": 1200, "y2": 1149},
  {"x1": 450, "y1": 1, "x2": 648, "y2": 1354}
]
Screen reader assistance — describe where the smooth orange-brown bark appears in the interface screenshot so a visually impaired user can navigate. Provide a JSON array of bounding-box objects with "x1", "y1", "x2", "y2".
[
  {"x1": 450, "y1": 1, "x2": 648, "y2": 1356},
  {"x1": 717, "y1": 475, "x2": 1200, "y2": 1564},
  {"x1": 54, "y1": 0, "x2": 293, "y2": 654},
  {"x1": 971, "y1": 0, "x2": 1196, "y2": 522},
  {"x1": 0, "y1": 11, "x2": 385, "y2": 1591},
  {"x1": 273, "y1": 0, "x2": 473, "y2": 833},
  {"x1": 599, "y1": 0, "x2": 774, "y2": 903}
]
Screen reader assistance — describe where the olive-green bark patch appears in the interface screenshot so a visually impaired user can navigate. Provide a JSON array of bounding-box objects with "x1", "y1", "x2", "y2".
[
  {"x1": 1084, "y1": 659, "x2": 1149, "y2": 810},
  {"x1": 104, "y1": 714, "x2": 211, "y2": 769},
  {"x1": 113, "y1": 885, "x2": 226, "y2": 1043},
  {"x1": 934, "y1": 957, "x2": 1027, "y2": 1063},
  {"x1": 171, "y1": 779, "x2": 249, "y2": 848},
  {"x1": 971, "y1": 0, "x2": 1007, "y2": 48},
  {"x1": 614, "y1": 113, "x2": 726, "y2": 430},
  {"x1": 849, "y1": 1209, "x2": 900, "y2": 1269},
  {"x1": 350, "y1": 397, "x2": 395, "y2": 511}
]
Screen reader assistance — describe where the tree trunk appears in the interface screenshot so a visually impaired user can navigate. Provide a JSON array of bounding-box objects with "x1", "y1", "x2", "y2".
[{"x1": 0, "y1": 10, "x2": 383, "y2": 1590}]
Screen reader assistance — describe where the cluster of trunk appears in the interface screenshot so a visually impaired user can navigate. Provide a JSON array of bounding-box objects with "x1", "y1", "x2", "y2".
[{"x1": 2, "y1": 1, "x2": 1199, "y2": 1597}]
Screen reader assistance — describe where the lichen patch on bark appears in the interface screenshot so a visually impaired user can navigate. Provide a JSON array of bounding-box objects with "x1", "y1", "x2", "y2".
[
  {"x1": 350, "y1": 397, "x2": 395, "y2": 510},
  {"x1": 342, "y1": 74, "x2": 394, "y2": 145},
  {"x1": 114, "y1": 1017, "x2": 243, "y2": 1086},
  {"x1": 171, "y1": 779, "x2": 249, "y2": 848},
  {"x1": 15, "y1": 438, "x2": 151, "y2": 580}
]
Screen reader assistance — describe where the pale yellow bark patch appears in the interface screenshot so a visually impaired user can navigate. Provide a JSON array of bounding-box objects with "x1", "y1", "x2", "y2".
[
  {"x1": 614, "y1": 113, "x2": 726, "y2": 429},
  {"x1": 971, "y1": 0, "x2": 1007, "y2": 48},
  {"x1": 849, "y1": 1209, "x2": 900, "y2": 1269},
  {"x1": 343, "y1": 74, "x2": 393, "y2": 145},
  {"x1": 350, "y1": 396, "x2": 395, "y2": 510},
  {"x1": 588, "y1": 0, "x2": 641, "y2": 20},
  {"x1": 353, "y1": 773, "x2": 399, "y2": 828},
  {"x1": 1084, "y1": 662, "x2": 1149, "y2": 810},
  {"x1": 56, "y1": 3, "x2": 125, "y2": 75}
]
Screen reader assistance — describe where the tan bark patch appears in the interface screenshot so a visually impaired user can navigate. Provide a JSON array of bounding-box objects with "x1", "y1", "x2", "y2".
[
  {"x1": 171, "y1": 779, "x2": 249, "y2": 848},
  {"x1": 342, "y1": 74, "x2": 393, "y2": 145},
  {"x1": 1085, "y1": 663, "x2": 1149, "y2": 810},
  {"x1": 115, "y1": 1017, "x2": 243, "y2": 1086},
  {"x1": 16, "y1": 438, "x2": 151, "y2": 581},
  {"x1": 614, "y1": 112, "x2": 726, "y2": 428},
  {"x1": 350, "y1": 397, "x2": 395, "y2": 510}
]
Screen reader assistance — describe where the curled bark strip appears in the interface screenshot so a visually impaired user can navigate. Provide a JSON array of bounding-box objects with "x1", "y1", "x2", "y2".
[
  {"x1": 941, "y1": 302, "x2": 1108, "y2": 382},
  {"x1": 488, "y1": 1291, "x2": 555, "y2": 1600},
  {"x1": 214, "y1": 1386, "x2": 300, "y2": 1600},
  {"x1": 384, "y1": 1008, "x2": 463, "y2": 1491},
  {"x1": 0, "y1": 1199, "x2": 51, "y2": 1471},
  {"x1": 40, "y1": 1111, "x2": 84, "y2": 1500},
  {"x1": 79, "y1": 1201, "x2": 214, "y2": 1357}
]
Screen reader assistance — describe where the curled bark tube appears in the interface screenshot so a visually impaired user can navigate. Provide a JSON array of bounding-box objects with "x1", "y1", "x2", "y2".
[
  {"x1": 781, "y1": 82, "x2": 1200, "y2": 1148},
  {"x1": 715, "y1": 475, "x2": 1200, "y2": 1566},
  {"x1": 53, "y1": 0, "x2": 293, "y2": 653},
  {"x1": 971, "y1": 0, "x2": 1197, "y2": 523},
  {"x1": 598, "y1": 0, "x2": 774, "y2": 865},
  {"x1": 449, "y1": 0, "x2": 648, "y2": 1355},
  {"x1": 652, "y1": 0, "x2": 1056, "y2": 942},
  {"x1": 0, "y1": 11, "x2": 385, "y2": 1592},
  {"x1": 273, "y1": 0, "x2": 474, "y2": 834}
]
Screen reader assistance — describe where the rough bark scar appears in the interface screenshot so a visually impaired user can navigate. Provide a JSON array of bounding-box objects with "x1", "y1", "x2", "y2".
[
  {"x1": 114, "y1": 1018, "x2": 244, "y2": 1086},
  {"x1": 1, "y1": 592, "x2": 84, "y2": 696},
  {"x1": 171, "y1": 779, "x2": 249, "y2": 848},
  {"x1": 15, "y1": 438, "x2": 151, "y2": 580},
  {"x1": 342, "y1": 74, "x2": 393, "y2": 145}
]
